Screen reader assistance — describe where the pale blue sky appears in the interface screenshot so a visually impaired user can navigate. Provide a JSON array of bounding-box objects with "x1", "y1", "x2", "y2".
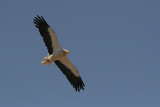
[{"x1": 0, "y1": 0, "x2": 160, "y2": 107}]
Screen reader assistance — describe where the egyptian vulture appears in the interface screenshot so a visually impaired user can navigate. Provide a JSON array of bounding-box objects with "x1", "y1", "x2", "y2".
[{"x1": 33, "y1": 15, "x2": 85, "y2": 92}]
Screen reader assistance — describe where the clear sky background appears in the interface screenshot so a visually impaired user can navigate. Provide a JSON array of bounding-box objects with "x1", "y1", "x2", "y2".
[{"x1": 0, "y1": 0, "x2": 160, "y2": 107}]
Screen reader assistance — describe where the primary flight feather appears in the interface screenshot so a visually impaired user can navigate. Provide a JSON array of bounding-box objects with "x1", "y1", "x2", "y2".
[{"x1": 33, "y1": 15, "x2": 85, "y2": 92}]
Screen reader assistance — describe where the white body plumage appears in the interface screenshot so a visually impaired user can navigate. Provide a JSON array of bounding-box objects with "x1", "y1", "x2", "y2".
[{"x1": 41, "y1": 49, "x2": 69, "y2": 65}]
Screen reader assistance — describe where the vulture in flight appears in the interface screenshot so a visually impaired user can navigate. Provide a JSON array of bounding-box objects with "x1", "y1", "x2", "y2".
[{"x1": 33, "y1": 15, "x2": 85, "y2": 92}]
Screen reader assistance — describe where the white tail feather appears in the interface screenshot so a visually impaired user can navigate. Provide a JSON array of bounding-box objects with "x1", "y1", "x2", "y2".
[{"x1": 41, "y1": 54, "x2": 54, "y2": 65}]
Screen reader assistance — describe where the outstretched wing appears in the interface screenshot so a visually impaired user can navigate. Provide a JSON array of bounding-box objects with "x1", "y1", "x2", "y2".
[
  {"x1": 55, "y1": 56, "x2": 85, "y2": 92},
  {"x1": 33, "y1": 15, "x2": 62, "y2": 54}
]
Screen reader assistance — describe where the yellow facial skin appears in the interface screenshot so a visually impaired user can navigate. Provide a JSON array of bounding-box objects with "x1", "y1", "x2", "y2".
[{"x1": 65, "y1": 50, "x2": 70, "y2": 54}]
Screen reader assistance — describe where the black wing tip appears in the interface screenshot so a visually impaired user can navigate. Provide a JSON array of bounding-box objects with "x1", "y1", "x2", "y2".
[
  {"x1": 72, "y1": 77, "x2": 85, "y2": 92},
  {"x1": 33, "y1": 15, "x2": 49, "y2": 28}
]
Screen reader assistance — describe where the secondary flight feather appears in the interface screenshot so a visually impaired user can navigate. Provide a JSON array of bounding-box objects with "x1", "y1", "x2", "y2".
[{"x1": 33, "y1": 15, "x2": 85, "y2": 92}]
